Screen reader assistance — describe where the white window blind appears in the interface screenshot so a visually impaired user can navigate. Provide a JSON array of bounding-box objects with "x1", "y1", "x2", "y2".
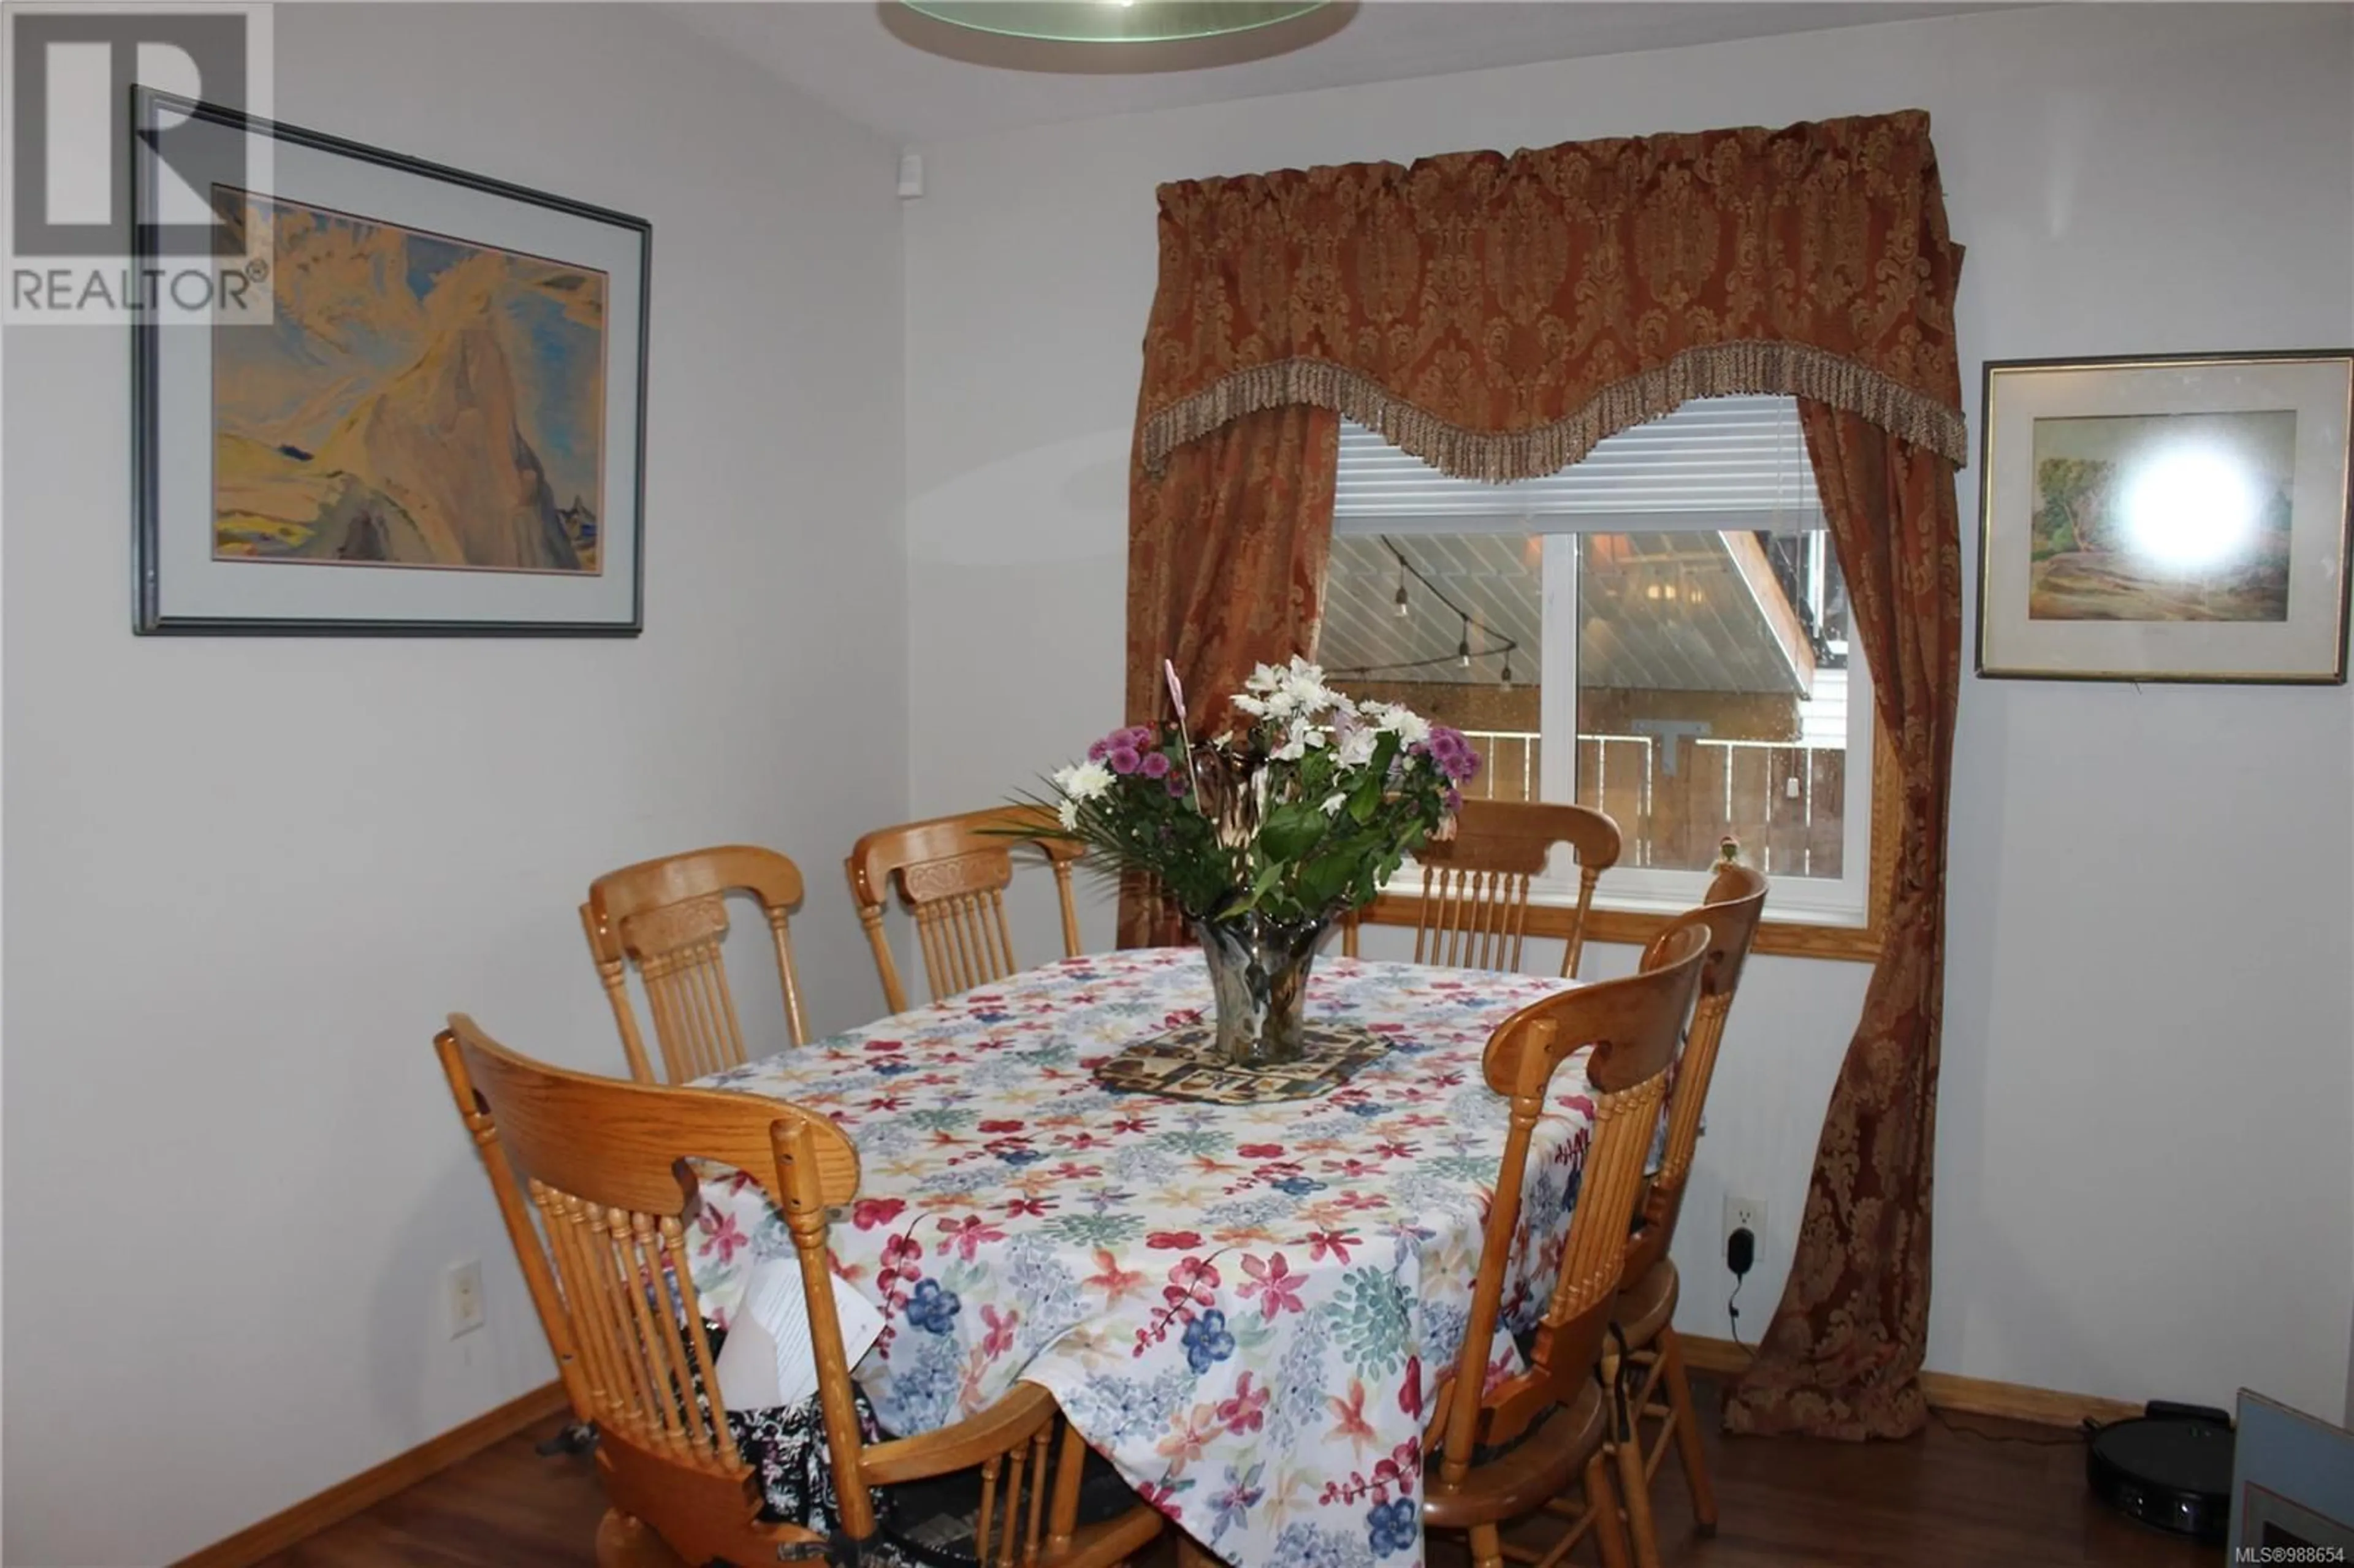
[{"x1": 1334, "y1": 395, "x2": 1819, "y2": 533}]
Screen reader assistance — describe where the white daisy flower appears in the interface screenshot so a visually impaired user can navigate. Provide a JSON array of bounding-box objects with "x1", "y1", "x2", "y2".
[
  {"x1": 1053, "y1": 760, "x2": 1115, "y2": 801},
  {"x1": 1366, "y1": 702, "x2": 1431, "y2": 747},
  {"x1": 1270, "y1": 718, "x2": 1328, "y2": 761}
]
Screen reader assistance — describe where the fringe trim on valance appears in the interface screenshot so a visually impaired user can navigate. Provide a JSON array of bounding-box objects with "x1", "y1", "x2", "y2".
[{"x1": 1138, "y1": 341, "x2": 1970, "y2": 479}]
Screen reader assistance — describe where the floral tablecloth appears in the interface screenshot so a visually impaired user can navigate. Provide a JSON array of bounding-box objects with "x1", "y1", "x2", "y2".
[{"x1": 691, "y1": 948, "x2": 1592, "y2": 1568}]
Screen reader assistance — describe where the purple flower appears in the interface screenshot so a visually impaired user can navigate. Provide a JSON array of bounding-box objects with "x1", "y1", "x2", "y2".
[
  {"x1": 1166, "y1": 771, "x2": 1190, "y2": 797},
  {"x1": 1444, "y1": 788, "x2": 1462, "y2": 810},
  {"x1": 1091, "y1": 725, "x2": 1150, "y2": 763},
  {"x1": 1140, "y1": 751, "x2": 1171, "y2": 779},
  {"x1": 1108, "y1": 745, "x2": 1143, "y2": 775},
  {"x1": 1427, "y1": 726, "x2": 1482, "y2": 783}
]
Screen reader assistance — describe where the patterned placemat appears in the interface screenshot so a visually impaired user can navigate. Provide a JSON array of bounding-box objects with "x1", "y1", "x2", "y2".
[{"x1": 1093, "y1": 1021, "x2": 1394, "y2": 1103}]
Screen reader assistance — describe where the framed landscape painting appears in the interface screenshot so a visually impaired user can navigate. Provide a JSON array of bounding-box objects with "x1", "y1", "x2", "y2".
[
  {"x1": 132, "y1": 89, "x2": 649, "y2": 634},
  {"x1": 1976, "y1": 351, "x2": 2353, "y2": 682}
]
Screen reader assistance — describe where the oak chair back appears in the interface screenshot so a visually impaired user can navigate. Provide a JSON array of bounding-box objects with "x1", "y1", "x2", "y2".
[
  {"x1": 438, "y1": 1018, "x2": 1152, "y2": 1568},
  {"x1": 436, "y1": 1014, "x2": 863, "y2": 1566},
  {"x1": 1344, "y1": 799, "x2": 1622, "y2": 978},
  {"x1": 846, "y1": 807, "x2": 1084, "y2": 1013},
  {"x1": 1623, "y1": 862, "x2": 1769, "y2": 1284},
  {"x1": 1432, "y1": 923, "x2": 1708, "y2": 1490},
  {"x1": 582, "y1": 845, "x2": 810, "y2": 1084}
]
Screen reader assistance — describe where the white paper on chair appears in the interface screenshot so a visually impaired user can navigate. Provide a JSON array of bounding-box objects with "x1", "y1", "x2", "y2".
[{"x1": 714, "y1": 1258, "x2": 886, "y2": 1412}]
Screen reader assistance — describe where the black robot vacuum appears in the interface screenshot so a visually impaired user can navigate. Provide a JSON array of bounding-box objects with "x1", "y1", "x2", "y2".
[{"x1": 2085, "y1": 1401, "x2": 2236, "y2": 1543}]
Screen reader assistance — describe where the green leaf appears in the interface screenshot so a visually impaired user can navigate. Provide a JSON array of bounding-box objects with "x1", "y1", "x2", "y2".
[
  {"x1": 1259, "y1": 801, "x2": 1327, "y2": 864},
  {"x1": 1225, "y1": 859, "x2": 1284, "y2": 917},
  {"x1": 1298, "y1": 848, "x2": 1358, "y2": 912}
]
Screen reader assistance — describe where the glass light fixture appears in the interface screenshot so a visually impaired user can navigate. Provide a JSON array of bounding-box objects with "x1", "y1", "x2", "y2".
[{"x1": 900, "y1": 0, "x2": 1327, "y2": 44}]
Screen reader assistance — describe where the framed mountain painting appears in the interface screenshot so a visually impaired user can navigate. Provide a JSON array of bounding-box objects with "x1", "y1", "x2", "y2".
[
  {"x1": 1976, "y1": 351, "x2": 2352, "y2": 683},
  {"x1": 132, "y1": 89, "x2": 649, "y2": 634}
]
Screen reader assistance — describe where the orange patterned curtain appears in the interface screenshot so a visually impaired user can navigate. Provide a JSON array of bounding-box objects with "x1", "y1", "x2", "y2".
[
  {"x1": 1119, "y1": 404, "x2": 1340, "y2": 948},
  {"x1": 1721, "y1": 408, "x2": 1963, "y2": 1439},
  {"x1": 1124, "y1": 110, "x2": 1967, "y2": 1433},
  {"x1": 1134, "y1": 112, "x2": 1966, "y2": 487}
]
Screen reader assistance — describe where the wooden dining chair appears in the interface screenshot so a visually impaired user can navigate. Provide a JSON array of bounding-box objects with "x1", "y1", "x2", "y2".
[
  {"x1": 436, "y1": 1016, "x2": 1164, "y2": 1568},
  {"x1": 582, "y1": 845, "x2": 811, "y2": 1084},
  {"x1": 845, "y1": 806, "x2": 1084, "y2": 1013},
  {"x1": 1422, "y1": 920, "x2": 1709, "y2": 1568},
  {"x1": 1343, "y1": 800, "x2": 1622, "y2": 978},
  {"x1": 1599, "y1": 863, "x2": 1769, "y2": 1568}
]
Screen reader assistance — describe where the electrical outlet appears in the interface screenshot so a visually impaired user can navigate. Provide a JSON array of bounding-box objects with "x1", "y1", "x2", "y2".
[
  {"x1": 447, "y1": 1259, "x2": 486, "y2": 1338},
  {"x1": 1723, "y1": 1194, "x2": 1766, "y2": 1256}
]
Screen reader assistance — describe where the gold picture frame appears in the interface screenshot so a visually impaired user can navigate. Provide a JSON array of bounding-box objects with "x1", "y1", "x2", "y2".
[{"x1": 1976, "y1": 350, "x2": 2353, "y2": 683}]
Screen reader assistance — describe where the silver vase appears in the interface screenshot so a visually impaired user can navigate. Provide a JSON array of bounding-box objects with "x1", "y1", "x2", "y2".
[{"x1": 1194, "y1": 913, "x2": 1330, "y2": 1067}]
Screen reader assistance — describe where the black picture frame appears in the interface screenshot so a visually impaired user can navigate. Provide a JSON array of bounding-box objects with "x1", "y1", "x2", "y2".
[
  {"x1": 131, "y1": 88, "x2": 652, "y2": 636},
  {"x1": 1974, "y1": 348, "x2": 2354, "y2": 685}
]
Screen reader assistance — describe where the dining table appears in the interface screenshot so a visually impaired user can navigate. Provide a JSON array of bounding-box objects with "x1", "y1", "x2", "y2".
[{"x1": 688, "y1": 946, "x2": 1597, "y2": 1568}]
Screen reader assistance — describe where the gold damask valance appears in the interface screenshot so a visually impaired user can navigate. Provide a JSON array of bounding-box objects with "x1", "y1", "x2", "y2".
[{"x1": 1137, "y1": 110, "x2": 1967, "y2": 479}]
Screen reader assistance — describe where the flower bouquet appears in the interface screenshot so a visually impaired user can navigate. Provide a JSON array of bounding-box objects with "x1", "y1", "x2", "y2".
[{"x1": 1044, "y1": 658, "x2": 1479, "y2": 1066}]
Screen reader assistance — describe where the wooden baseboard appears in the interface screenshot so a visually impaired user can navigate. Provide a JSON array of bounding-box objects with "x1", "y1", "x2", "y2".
[
  {"x1": 1675, "y1": 1333, "x2": 1761, "y2": 1381},
  {"x1": 172, "y1": 1381, "x2": 571, "y2": 1568},
  {"x1": 1677, "y1": 1334, "x2": 2144, "y2": 1429}
]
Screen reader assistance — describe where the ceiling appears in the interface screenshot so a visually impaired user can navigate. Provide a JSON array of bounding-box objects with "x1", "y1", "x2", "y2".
[{"x1": 676, "y1": 2, "x2": 2003, "y2": 145}]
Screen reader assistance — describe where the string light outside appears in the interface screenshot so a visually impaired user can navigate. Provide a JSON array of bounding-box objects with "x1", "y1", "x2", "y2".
[{"x1": 1335, "y1": 536, "x2": 1523, "y2": 690}]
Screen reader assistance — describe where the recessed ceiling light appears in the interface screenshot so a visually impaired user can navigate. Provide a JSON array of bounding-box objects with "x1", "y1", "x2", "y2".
[{"x1": 899, "y1": 1, "x2": 1328, "y2": 45}]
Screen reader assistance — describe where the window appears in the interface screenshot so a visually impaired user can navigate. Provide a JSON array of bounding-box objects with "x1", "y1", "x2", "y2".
[{"x1": 1322, "y1": 397, "x2": 1876, "y2": 932}]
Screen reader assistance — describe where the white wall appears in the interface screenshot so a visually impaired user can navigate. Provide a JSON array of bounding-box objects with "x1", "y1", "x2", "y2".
[
  {"x1": 903, "y1": 3, "x2": 2354, "y2": 1419},
  {"x1": 0, "y1": 7, "x2": 906, "y2": 1562}
]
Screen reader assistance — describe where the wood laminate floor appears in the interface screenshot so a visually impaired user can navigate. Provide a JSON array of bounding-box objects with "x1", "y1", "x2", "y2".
[{"x1": 256, "y1": 1380, "x2": 2209, "y2": 1568}]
